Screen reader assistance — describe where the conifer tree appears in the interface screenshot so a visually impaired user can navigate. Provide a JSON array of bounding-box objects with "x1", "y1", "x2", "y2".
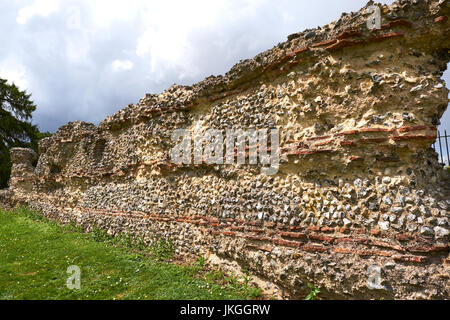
[{"x1": 0, "y1": 78, "x2": 50, "y2": 188}]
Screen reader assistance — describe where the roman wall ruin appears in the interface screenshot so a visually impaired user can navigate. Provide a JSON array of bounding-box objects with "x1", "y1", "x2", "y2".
[{"x1": 2, "y1": 0, "x2": 449, "y2": 299}]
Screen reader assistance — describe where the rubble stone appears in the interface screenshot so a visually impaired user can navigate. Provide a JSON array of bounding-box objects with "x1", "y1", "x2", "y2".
[{"x1": 1, "y1": 0, "x2": 449, "y2": 300}]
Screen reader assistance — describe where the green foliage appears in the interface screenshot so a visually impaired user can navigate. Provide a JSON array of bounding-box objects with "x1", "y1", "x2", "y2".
[
  {"x1": 214, "y1": 269, "x2": 263, "y2": 299},
  {"x1": 0, "y1": 207, "x2": 263, "y2": 300},
  {"x1": 204, "y1": 269, "x2": 225, "y2": 283},
  {"x1": 0, "y1": 78, "x2": 52, "y2": 188},
  {"x1": 225, "y1": 273, "x2": 240, "y2": 288},
  {"x1": 304, "y1": 283, "x2": 320, "y2": 300},
  {"x1": 91, "y1": 225, "x2": 114, "y2": 242},
  {"x1": 149, "y1": 237, "x2": 175, "y2": 262},
  {"x1": 14, "y1": 205, "x2": 46, "y2": 222},
  {"x1": 194, "y1": 256, "x2": 206, "y2": 270},
  {"x1": 242, "y1": 267, "x2": 253, "y2": 289}
]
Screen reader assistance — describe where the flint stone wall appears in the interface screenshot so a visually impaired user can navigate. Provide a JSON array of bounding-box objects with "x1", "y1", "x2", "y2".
[{"x1": 3, "y1": 0, "x2": 450, "y2": 299}]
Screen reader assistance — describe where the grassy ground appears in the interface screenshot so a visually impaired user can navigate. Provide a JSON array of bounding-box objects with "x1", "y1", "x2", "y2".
[{"x1": 0, "y1": 207, "x2": 263, "y2": 300}]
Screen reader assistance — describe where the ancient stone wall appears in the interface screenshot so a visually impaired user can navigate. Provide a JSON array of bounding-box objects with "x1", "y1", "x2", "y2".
[{"x1": 3, "y1": 0, "x2": 450, "y2": 299}]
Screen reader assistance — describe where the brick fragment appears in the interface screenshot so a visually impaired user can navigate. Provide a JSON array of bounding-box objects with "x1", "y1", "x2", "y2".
[
  {"x1": 244, "y1": 221, "x2": 263, "y2": 227},
  {"x1": 340, "y1": 140, "x2": 355, "y2": 146},
  {"x1": 303, "y1": 244, "x2": 329, "y2": 253},
  {"x1": 396, "y1": 233, "x2": 412, "y2": 241},
  {"x1": 408, "y1": 245, "x2": 448, "y2": 254},
  {"x1": 370, "y1": 239, "x2": 405, "y2": 252},
  {"x1": 293, "y1": 47, "x2": 309, "y2": 55},
  {"x1": 359, "y1": 138, "x2": 388, "y2": 144},
  {"x1": 380, "y1": 19, "x2": 412, "y2": 29},
  {"x1": 311, "y1": 39, "x2": 337, "y2": 48},
  {"x1": 398, "y1": 125, "x2": 429, "y2": 133},
  {"x1": 273, "y1": 238, "x2": 303, "y2": 248},
  {"x1": 414, "y1": 235, "x2": 434, "y2": 244},
  {"x1": 333, "y1": 247, "x2": 354, "y2": 254},
  {"x1": 258, "y1": 246, "x2": 273, "y2": 253},
  {"x1": 335, "y1": 130, "x2": 359, "y2": 137},
  {"x1": 370, "y1": 31, "x2": 404, "y2": 42},
  {"x1": 359, "y1": 127, "x2": 393, "y2": 133},
  {"x1": 336, "y1": 30, "x2": 362, "y2": 40},
  {"x1": 280, "y1": 231, "x2": 307, "y2": 239},
  {"x1": 358, "y1": 250, "x2": 393, "y2": 257},
  {"x1": 434, "y1": 16, "x2": 448, "y2": 24},
  {"x1": 392, "y1": 134, "x2": 437, "y2": 141},
  {"x1": 336, "y1": 237, "x2": 368, "y2": 244},
  {"x1": 308, "y1": 234, "x2": 335, "y2": 243}
]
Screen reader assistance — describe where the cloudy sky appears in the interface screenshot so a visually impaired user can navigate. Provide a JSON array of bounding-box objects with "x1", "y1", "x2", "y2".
[{"x1": 0, "y1": 0, "x2": 448, "y2": 133}]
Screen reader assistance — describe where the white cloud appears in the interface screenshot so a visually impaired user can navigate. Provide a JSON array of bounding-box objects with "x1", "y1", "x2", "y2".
[
  {"x1": 65, "y1": 34, "x2": 90, "y2": 64},
  {"x1": 112, "y1": 59, "x2": 134, "y2": 72},
  {"x1": 84, "y1": 0, "x2": 145, "y2": 27},
  {"x1": 16, "y1": 0, "x2": 59, "y2": 25},
  {"x1": 0, "y1": 61, "x2": 28, "y2": 91},
  {"x1": 135, "y1": 0, "x2": 269, "y2": 80}
]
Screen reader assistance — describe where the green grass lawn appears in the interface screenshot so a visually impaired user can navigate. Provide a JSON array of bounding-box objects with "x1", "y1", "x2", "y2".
[{"x1": 0, "y1": 207, "x2": 263, "y2": 300}]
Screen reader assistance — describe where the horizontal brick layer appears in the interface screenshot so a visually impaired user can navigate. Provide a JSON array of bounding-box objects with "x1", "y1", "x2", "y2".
[
  {"x1": 39, "y1": 124, "x2": 436, "y2": 179},
  {"x1": 61, "y1": 206, "x2": 448, "y2": 265}
]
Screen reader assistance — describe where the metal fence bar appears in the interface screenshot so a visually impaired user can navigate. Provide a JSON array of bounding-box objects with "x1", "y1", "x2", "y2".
[
  {"x1": 432, "y1": 129, "x2": 449, "y2": 166},
  {"x1": 445, "y1": 130, "x2": 449, "y2": 166}
]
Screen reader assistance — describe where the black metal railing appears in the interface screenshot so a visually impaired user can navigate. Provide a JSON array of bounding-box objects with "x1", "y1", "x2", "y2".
[{"x1": 432, "y1": 129, "x2": 449, "y2": 166}]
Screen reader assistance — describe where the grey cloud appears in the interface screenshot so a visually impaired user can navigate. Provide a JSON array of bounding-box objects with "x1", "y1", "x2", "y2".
[{"x1": 0, "y1": 0, "x2": 448, "y2": 133}]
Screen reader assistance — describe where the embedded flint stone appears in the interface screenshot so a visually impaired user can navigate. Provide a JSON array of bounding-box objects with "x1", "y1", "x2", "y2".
[
  {"x1": 10, "y1": 147, "x2": 37, "y2": 167},
  {"x1": 4, "y1": 0, "x2": 450, "y2": 300}
]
